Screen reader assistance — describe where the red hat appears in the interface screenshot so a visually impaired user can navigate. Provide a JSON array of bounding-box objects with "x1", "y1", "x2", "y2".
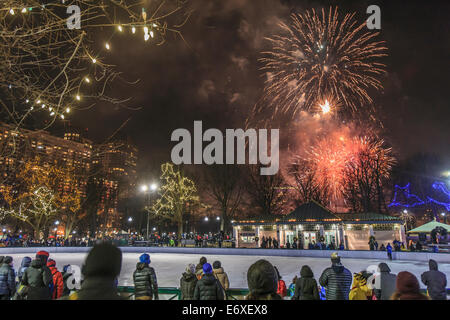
[
  {"x1": 47, "y1": 259, "x2": 56, "y2": 267},
  {"x1": 36, "y1": 250, "x2": 49, "y2": 257}
]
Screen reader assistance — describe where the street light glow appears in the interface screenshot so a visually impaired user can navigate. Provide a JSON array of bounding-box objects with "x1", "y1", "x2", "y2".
[
  {"x1": 140, "y1": 185, "x2": 148, "y2": 192},
  {"x1": 128, "y1": 217, "x2": 133, "y2": 222},
  {"x1": 55, "y1": 220, "x2": 60, "y2": 225},
  {"x1": 204, "y1": 217, "x2": 209, "y2": 222},
  {"x1": 150, "y1": 183, "x2": 158, "y2": 191},
  {"x1": 216, "y1": 216, "x2": 220, "y2": 220}
]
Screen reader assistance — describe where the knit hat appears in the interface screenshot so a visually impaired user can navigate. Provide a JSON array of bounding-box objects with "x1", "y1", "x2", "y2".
[
  {"x1": 47, "y1": 259, "x2": 56, "y2": 268},
  {"x1": 199, "y1": 257, "x2": 207, "y2": 265},
  {"x1": 81, "y1": 243, "x2": 122, "y2": 279},
  {"x1": 3, "y1": 256, "x2": 12, "y2": 264},
  {"x1": 139, "y1": 253, "x2": 150, "y2": 265},
  {"x1": 36, "y1": 251, "x2": 49, "y2": 264},
  {"x1": 396, "y1": 271, "x2": 420, "y2": 295},
  {"x1": 247, "y1": 259, "x2": 278, "y2": 295},
  {"x1": 186, "y1": 263, "x2": 196, "y2": 274},
  {"x1": 212, "y1": 261, "x2": 221, "y2": 269},
  {"x1": 331, "y1": 252, "x2": 341, "y2": 263},
  {"x1": 203, "y1": 263, "x2": 213, "y2": 274}
]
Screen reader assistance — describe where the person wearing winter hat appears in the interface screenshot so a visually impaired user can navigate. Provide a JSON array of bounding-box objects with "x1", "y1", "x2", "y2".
[
  {"x1": 194, "y1": 263, "x2": 224, "y2": 300},
  {"x1": 180, "y1": 263, "x2": 198, "y2": 300},
  {"x1": 0, "y1": 256, "x2": 16, "y2": 300},
  {"x1": 195, "y1": 256, "x2": 207, "y2": 278},
  {"x1": 421, "y1": 259, "x2": 447, "y2": 300},
  {"x1": 21, "y1": 251, "x2": 53, "y2": 300},
  {"x1": 17, "y1": 257, "x2": 32, "y2": 283},
  {"x1": 246, "y1": 260, "x2": 282, "y2": 300},
  {"x1": 319, "y1": 252, "x2": 352, "y2": 300},
  {"x1": 212, "y1": 260, "x2": 230, "y2": 297},
  {"x1": 133, "y1": 253, "x2": 159, "y2": 300},
  {"x1": 47, "y1": 259, "x2": 64, "y2": 299},
  {"x1": 391, "y1": 271, "x2": 429, "y2": 300},
  {"x1": 293, "y1": 265, "x2": 320, "y2": 300},
  {"x1": 62, "y1": 242, "x2": 123, "y2": 300}
]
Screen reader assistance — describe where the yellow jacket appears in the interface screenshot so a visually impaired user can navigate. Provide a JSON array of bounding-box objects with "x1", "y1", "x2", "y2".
[{"x1": 349, "y1": 273, "x2": 372, "y2": 300}]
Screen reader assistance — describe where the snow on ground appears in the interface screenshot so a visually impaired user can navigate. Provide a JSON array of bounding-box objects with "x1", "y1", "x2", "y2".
[{"x1": 6, "y1": 252, "x2": 450, "y2": 288}]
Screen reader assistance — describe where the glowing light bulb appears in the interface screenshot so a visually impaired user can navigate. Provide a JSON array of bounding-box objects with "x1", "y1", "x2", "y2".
[
  {"x1": 85, "y1": 77, "x2": 90, "y2": 83},
  {"x1": 9, "y1": 9, "x2": 14, "y2": 15},
  {"x1": 132, "y1": 27, "x2": 136, "y2": 34},
  {"x1": 50, "y1": 112, "x2": 55, "y2": 116},
  {"x1": 105, "y1": 43, "x2": 110, "y2": 50},
  {"x1": 144, "y1": 33, "x2": 150, "y2": 41},
  {"x1": 150, "y1": 31, "x2": 154, "y2": 38},
  {"x1": 66, "y1": 107, "x2": 71, "y2": 113},
  {"x1": 144, "y1": 26, "x2": 149, "y2": 34},
  {"x1": 118, "y1": 25, "x2": 123, "y2": 32},
  {"x1": 30, "y1": 106, "x2": 34, "y2": 110},
  {"x1": 41, "y1": 104, "x2": 46, "y2": 108},
  {"x1": 152, "y1": 23, "x2": 157, "y2": 27},
  {"x1": 60, "y1": 114, "x2": 65, "y2": 119},
  {"x1": 49, "y1": 107, "x2": 53, "y2": 111},
  {"x1": 36, "y1": 100, "x2": 41, "y2": 104},
  {"x1": 76, "y1": 95, "x2": 81, "y2": 101},
  {"x1": 25, "y1": 99, "x2": 29, "y2": 103},
  {"x1": 92, "y1": 58, "x2": 97, "y2": 64},
  {"x1": 22, "y1": 8, "x2": 27, "y2": 13}
]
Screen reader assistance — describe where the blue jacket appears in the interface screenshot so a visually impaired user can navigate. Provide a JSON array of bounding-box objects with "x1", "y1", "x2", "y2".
[
  {"x1": 0, "y1": 263, "x2": 16, "y2": 296},
  {"x1": 386, "y1": 244, "x2": 393, "y2": 254}
]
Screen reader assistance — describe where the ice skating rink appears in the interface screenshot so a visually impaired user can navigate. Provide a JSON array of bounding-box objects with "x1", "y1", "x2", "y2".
[{"x1": 6, "y1": 252, "x2": 450, "y2": 288}]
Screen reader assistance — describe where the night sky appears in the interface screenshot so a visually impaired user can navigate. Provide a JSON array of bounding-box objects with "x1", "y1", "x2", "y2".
[{"x1": 68, "y1": 0, "x2": 450, "y2": 176}]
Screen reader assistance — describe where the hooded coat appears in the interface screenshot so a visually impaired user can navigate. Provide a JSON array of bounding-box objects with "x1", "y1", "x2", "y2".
[
  {"x1": 349, "y1": 273, "x2": 372, "y2": 300},
  {"x1": 47, "y1": 261, "x2": 64, "y2": 300},
  {"x1": 17, "y1": 257, "x2": 32, "y2": 283},
  {"x1": 0, "y1": 257, "x2": 16, "y2": 297},
  {"x1": 194, "y1": 273, "x2": 224, "y2": 300},
  {"x1": 374, "y1": 263, "x2": 396, "y2": 300},
  {"x1": 180, "y1": 271, "x2": 198, "y2": 300},
  {"x1": 245, "y1": 260, "x2": 282, "y2": 300},
  {"x1": 21, "y1": 258, "x2": 53, "y2": 300},
  {"x1": 133, "y1": 262, "x2": 158, "y2": 299},
  {"x1": 293, "y1": 265, "x2": 320, "y2": 300},
  {"x1": 391, "y1": 271, "x2": 429, "y2": 300},
  {"x1": 319, "y1": 259, "x2": 352, "y2": 300},
  {"x1": 421, "y1": 259, "x2": 447, "y2": 300},
  {"x1": 213, "y1": 267, "x2": 230, "y2": 291}
]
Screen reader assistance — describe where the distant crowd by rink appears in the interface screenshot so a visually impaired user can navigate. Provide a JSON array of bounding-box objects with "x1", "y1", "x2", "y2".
[
  {"x1": 0, "y1": 232, "x2": 235, "y2": 248},
  {"x1": 0, "y1": 231, "x2": 446, "y2": 255}
]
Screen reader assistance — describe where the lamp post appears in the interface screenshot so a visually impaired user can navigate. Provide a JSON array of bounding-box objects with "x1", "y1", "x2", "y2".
[
  {"x1": 441, "y1": 212, "x2": 447, "y2": 224},
  {"x1": 140, "y1": 183, "x2": 158, "y2": 240}
]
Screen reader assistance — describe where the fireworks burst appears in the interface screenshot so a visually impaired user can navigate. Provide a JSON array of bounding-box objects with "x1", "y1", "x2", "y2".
[
  {"x1": 258, "y1": 6, "x2": 387, "y2": 120},
  {"x1": 302, "y1": 130, "x2": 395, "y2": 203}
]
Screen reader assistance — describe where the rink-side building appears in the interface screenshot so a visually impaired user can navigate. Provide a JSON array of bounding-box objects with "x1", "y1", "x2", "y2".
[{"x1": 232, "y1": 201, "x2": 405, "y2": 250}]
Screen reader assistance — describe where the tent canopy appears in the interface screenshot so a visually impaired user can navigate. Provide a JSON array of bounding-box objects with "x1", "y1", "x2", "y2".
[{"x1": 407, "y1": 219, "x2": 450, "y2": 233}]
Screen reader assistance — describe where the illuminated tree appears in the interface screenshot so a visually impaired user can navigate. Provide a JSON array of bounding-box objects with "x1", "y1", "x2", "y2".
[
  {"x1": 55, "y1": 168, "x2": 83, "y2": 239},
  {"x1": 0, "y1": 157, "x2": 82, "y2": 239},
  {"x1": 1, "y1": 1, "x2": 190, "y2": 130},
  {"x1": 152, "y1": 163, "x2": 200, "y2": 236}
]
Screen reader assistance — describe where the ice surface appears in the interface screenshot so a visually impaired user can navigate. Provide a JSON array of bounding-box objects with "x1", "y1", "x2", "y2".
[{"x1": 7, "y1": 252, "x2": 450, "y2": 288}]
